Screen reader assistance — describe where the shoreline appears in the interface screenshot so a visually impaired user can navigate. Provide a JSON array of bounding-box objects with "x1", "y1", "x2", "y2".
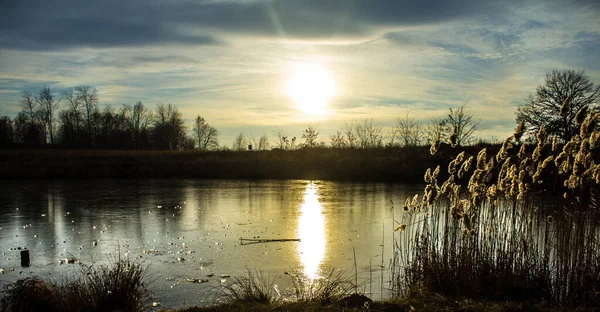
[{"x1": 0, "y1": 145, "x2": 498, "y2": 182}]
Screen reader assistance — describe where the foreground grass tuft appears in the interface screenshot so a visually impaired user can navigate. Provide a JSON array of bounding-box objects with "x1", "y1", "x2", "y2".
[{"x1": 0, "y1": 259, "x2": 151, "y2": 312}]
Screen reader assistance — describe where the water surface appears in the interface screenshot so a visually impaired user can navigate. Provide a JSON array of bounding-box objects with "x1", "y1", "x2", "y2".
[{"x1": 0, "y1": 179, "x2": 421, "y2": 308}]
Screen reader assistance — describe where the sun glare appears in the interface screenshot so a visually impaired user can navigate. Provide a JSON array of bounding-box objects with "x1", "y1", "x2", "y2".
[{"x1": 287, "y1": 63, "x2": 335, "y2": 115}]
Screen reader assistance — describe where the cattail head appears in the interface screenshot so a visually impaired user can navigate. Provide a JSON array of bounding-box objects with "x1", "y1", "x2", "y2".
[
  {"x1": 432, "y1": 165, "x2": 440, "y2": 180},
  {"x1": 575, "y1": 106, "x2": 589, "y2": 125},
  {"x1": 403, "y1": 198, "x2": 410, "y2": 211},
  {"x1": 455, "y1": 151, "x2": 466, "y2": 164},
  {"x1": 514, "y1": 120, "x2": 525, "y2": 142},
  {"x1": 476, "y1": 148, "x2": 487, "y2": 170},
  {"x1": 430, "y1": 138, "x2": 440, "y2": 155},
  {"x1": 536, "y1": 125, "x2": 546, "y2": 144},
  {"x1": 424, "y1": 168, "x2": 432, "y2": 183},
  {"x1": 394, "y1": 224, "x2": 407, "y2": 232},
  {"x1": 559, "y1": 95, "x2": 571, "y2": 117},
  {"x1": 449, "y1": 125, "x2": 458, "y2": 147},
  {"x1": 580, "y1": 111, "x2": 597, "y2": 138},
  {"x1": 517, "y1": 144, "x2": 527, "y2": 160},
  {"x1": 551, "y1": 135, "x2": 559, "y2": 152}
]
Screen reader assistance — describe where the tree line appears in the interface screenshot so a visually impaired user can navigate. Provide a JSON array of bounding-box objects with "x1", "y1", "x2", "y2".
[
  {"x1": 1, "y1": 69, "x2": 597, "y2": 150},
  {"x1": 0, "y1": 86, "x2": 218, "y2": 150}
]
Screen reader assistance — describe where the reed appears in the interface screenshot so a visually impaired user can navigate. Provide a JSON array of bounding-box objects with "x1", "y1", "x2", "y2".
[{"x1": 393, "y1": 112, "x2": 600, "y2": 307}]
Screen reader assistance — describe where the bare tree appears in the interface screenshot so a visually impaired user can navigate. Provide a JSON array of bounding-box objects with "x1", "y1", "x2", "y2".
[
  {"x1": 21, "y1": 90, "x2": 37, "y2": 122},
  {"x1": 36, "y1": 86, "x2": 60, "y2": 144},
  {"x1": 153, "y1": 103, "x2": 185, "y2": 150},
  {"x1": 445, "y1": 103, "x2": 479, "y2": 146},
  {"x1": 301, "y1": 125, "x2": 319, "y2": 148},
  {"x1": 330, "y1": 131, "x2": 347, "y2": 148},
  {"x1": 232, "y1": 132, "x2": 247, "y2": 151},
  {"x1": 424, "y1": 117, "x2": 447, "y2": 146},
  {"x1": 257, "y1": 134, "x2": 269, "y2": 150},
  {"x1": 76, "y1": 86, "x2": 99, "y2": 143},
  {"x1": 516, "y1": 69, "x2": 600, "y2": 142},
  {"x1": 273, "y1": 128, "x2": 288, "y2": 149},
  {"x1": 130, "y1": 101, "x2": 152, "y2": 148},
  {"x1": 193, "y1": 115, "x2": 219, "y2": 150},
  {"x1": 354, "y1": 119, "x2": 384, "y2": 148},
  {"x1": 394, "y1": 112, "x2": 424, "y2": 147},
  {"x1": 343, "y1": 122, "x2": 358, "y2": 148}
]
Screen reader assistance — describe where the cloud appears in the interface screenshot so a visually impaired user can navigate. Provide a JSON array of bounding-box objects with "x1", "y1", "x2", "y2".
[{"x1": 0, "y1": 0, "x2": 521, "y2": 51}]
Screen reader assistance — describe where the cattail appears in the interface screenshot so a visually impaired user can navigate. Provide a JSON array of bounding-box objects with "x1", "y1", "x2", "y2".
[
  {"x1": 559, "y1": 156, "x2": 572, "y2": 174},
  {"x1": 532, "y1": 144, "x2": 542, "y2": 161},
  {"x1": 485, "y1": 157, "x2": 495, "y2": 171},
  {"x1": 517, "y1": 144, "x2": 527, "y2": 160},
  {"x1": 458, "y1": 156, "x2": 474, "y2": 178},
  {"x1": 449, "y1": 125, "x2": 458, "y2": 147},
  {"x1": 563, "y1": 137, "x2": 579, "y2": 154},
  {"x1": 541, "y1": 155, "x2": 554, "y2": 169},
  {"x1": 476, "y1": 148, "x2": 487, "y2": 170},
  {"x1": 559, "y1": 95, "x2": 571, "y2": 117},
  {"x1": 455, "y1": 151, "x2": 466, "y2": 164},
  {"x1": 555, "y1": 151, "x2": 567, "y2": 168},
  {"x1": 432, "y1": 165, "x2": 440, "y2": 180},
  {"x1": 411, "y1": 194, "x2": 419, "y2": 208},
  {"x1": 589, "y1": 131, "x2": 600, "y2": 150},
  {"x1": 487, "y1": 185, "x2": 497, "y2": 200},
  {"x1": 575, "y1": 106, "x2": 589, "y2": 125},
  {"x1": 580, "y1": 111, "x2": 597, "y2": 138},
  {"x1": 394, "y1": 224, "x2": 407, "y2": 232},
  {"x1": 551, "y1": 135, "x2": 559, "y2": 152},
  {"x1": 448, "y1": 159, "x2": 457, "y2": 175},
  {"x1": 430, "y1": 138, "x2": 440, "y2": 155},
  {"x1": 536, "y1": 125, "x2": 546, "y2": 145},
  {"x1": 496, "y1": 137, "x2": 512, "y2": 162},
  {"x1": 424, "y1": 168, "x2": 432, "y2": 183},
  {"x1": 514, "y1": 120, "x2": 525, "y2": 142}
]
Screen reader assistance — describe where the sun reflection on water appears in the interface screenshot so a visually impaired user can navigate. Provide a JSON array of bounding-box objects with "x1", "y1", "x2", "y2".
[{"x1": 297, "y1": 183, "x2": 326, "y2": 280}]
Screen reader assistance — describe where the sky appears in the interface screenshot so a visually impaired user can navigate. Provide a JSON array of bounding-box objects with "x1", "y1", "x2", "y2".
[{"x1": 1, "y1": 0, "x2": 599, "y2": 146}]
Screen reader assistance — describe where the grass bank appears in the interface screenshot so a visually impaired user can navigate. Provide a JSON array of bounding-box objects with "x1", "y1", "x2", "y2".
[{"x1": 0, "y1": 145, "x2": 498, "y2": 182}]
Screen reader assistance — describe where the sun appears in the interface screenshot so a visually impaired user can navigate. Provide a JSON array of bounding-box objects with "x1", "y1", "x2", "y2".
[{"x1": 286, "y1": 63, "x2": 335, "y2": 115}]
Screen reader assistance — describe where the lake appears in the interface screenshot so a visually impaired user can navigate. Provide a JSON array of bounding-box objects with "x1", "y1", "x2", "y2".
[{"x1": 0, "y1": 179, "x2": 422, "y2": 309}]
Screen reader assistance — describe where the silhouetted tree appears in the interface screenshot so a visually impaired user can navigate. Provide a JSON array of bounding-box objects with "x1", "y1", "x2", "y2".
[
  {"x1": 516, "y1": 69, "x2": 600, "y2": 142},
  {"x1": 329, "y1": 131, "x2": 347, "y2": 148},
  {"x1": 76, "y1": 86, "x2": 99, "y2": 145},
  {"x1": 193, "y1": 115, "x2": 219, "y2": 150},
  {"x1": 58, "y1": 88, "x2": 84, "y2": 146},
  {"x1": 257, "y1": 134, "x2": 269, "y2": 150},
  {"x1": 36, "y1": 86, "x2": 60, "y2": 144},
  {"x1": 394, "y1": 112, "x2": 424, "y2": 147},
  {"x1": 301, "y1": 125, "x2": 319, "y2": 148},
  {"x1": 444, "y1": 103, "x2": 478, "y2": 146},
  {"x1": 128, "y1": 101, "x2": 152, "y2": 148},
  {"x1": 424, "y1": 117, "x2": 447, "y2": 146},
  {"x1": 0, "y1": 115, "x2": 14, "y2": 147},
  {"x1": 18, "y1": 91, "x2": 45, "y2": 145},
  {"x1": 354, "y1": 119, "x2": 384, "y2": 148},
  {"x1": 152, "y1": 103, "x2": 185, "y2": 150},
  {"x1": 232, "y1": 132, "x2": 247, "y2": 151}
]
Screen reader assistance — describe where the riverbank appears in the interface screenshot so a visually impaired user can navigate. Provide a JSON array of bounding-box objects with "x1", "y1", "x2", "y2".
[
  {"x1": 0, "y1": 145, "x2": 498, "y2": 182},
  {"x1": 170, "y1": 296, "x2": 588, "y2": 312}
]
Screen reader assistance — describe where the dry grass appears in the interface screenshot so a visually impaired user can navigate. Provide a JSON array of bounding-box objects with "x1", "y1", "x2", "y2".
[
  {"x1": 393, "y1": 113, "x2": 600, "y2": 307},
  {"x1": 286, "y1": 270, "x2": 355, "y2": 303},
  {"x1": 0, "y1": 258, "x2": 151, "y2": 312}
]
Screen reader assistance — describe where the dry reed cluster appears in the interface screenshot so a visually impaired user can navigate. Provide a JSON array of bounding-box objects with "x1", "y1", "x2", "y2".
[
  {"x1": 0, "y1": 259, "x2": 151, "y2": 312},
  {"x1": 393, "y1": 107, "x2": 600, "y2": 307}
]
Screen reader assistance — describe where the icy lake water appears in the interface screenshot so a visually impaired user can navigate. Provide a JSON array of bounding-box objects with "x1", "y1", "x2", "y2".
[{"x1": 0, "y1": 179, "x2": 422, "y2": 309}]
